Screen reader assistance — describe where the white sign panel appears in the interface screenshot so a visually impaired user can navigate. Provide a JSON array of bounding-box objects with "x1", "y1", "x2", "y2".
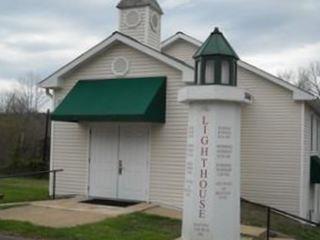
[{"x1": 182, "y1": 102, "x2": 241, "y2": 240}]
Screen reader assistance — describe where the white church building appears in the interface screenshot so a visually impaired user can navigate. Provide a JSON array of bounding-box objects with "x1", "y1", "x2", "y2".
[{"x1": 40, "y1": 0, "x2": 320, "y2": 221}]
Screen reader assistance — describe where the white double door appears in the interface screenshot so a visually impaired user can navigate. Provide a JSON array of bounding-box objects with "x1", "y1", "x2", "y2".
[{"x1": 89, "y1": 124, "x2": 149, "y2": 201}]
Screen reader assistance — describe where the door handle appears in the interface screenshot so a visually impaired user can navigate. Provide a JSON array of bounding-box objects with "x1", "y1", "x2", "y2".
[{"x1": 119, "y1": 160, "x2": 123, "y2": 175}]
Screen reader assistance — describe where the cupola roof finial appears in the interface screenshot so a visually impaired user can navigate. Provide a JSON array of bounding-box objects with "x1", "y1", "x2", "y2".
[{"x1": 213, "y1": 27, "x2": 220, "y2": 34}]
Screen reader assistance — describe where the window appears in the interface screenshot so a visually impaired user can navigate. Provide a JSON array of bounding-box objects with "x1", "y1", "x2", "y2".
[
  {"x1": 311, "y1": 115, "x2": 319, "y2": 152},
  {"x1": 221, "y1": 61, "x2": 230, "y2": 85},
  {"x1": 205, "y1": 60, "x2": 215, "y2": 84},
  {"x1": 311, "y1": 115, "x2": 314, "y2": 151},
  {"x1": 317, "y1": 119, "x2": 320, "y2": 151}
]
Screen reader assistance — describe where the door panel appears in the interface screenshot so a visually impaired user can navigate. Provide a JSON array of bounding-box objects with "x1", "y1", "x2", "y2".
[
  {"x1": 89, "y1": 125, "x2": 118, "y2": 199},
  {"x1": 118, "y1": 126, "x2": 149, "y2": 201}
]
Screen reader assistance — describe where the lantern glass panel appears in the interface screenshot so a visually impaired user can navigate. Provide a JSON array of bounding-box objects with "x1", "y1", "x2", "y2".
[
  {"x1": 205, "y1": 60, "x2": 215, "y2": 84},
  {"x1": 196, "y1": 61, "x2": 202, "y2": 84},
  {"x1": 221, "y1": 61, "x2": 230, "y2": 85}
]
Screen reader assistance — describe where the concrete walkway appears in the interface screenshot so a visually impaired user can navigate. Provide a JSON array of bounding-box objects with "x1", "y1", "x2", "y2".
[
  {"x1": 0, "y1": 205, "x2": 108, "y2": 228},
  {"x1": 0, "y1": 197, "x2": 154, "y2": 228}
]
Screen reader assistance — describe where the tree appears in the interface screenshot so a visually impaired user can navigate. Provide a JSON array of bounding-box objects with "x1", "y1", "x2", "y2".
[
  {"x1": 278, "y1": 61, "x2": 320, "y2": 96},
  {"x1": 0, "y1": 72, "x2": 48, "y2": 114},
  {"x1": 0, "y1": 93, "x2": 7, "y2": 113},
  {"x1": 0, "y1": 73, "x2": 50, "y2": 172},
  {"x1": 306, "y1": 62, "x2": 320, "y2": 96},
  {"x1": 277, "y1": 70, "x2": 295, "y2": 83},
  {"x1": 18, "y1": 72, "x2": 48, "y2": 113}
]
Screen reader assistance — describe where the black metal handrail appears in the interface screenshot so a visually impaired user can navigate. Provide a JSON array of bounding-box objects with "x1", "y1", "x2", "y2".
[
  {"x1": 0, "y1": 169, "x2": 63, "y2": 200},
  {"x1": 241, "y1": 197, "x2": 320, "y2": 239}
]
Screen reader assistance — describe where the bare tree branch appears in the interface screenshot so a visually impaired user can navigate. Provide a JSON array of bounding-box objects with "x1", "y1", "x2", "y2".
[
  {"x1": 278, "y1": 61, "x2": 320, "y2": 97},
  {"x1": 0, "y1": 72, "x2": 48, "y2": 114},
  {"x1": 277, "y1": 70, "x2": 296, "y2": 83}
]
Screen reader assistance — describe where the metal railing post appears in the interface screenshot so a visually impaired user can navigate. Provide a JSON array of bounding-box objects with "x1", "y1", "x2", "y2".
[
  {"x1": 267, "y1": 207, "x2": 271, "y2": 240},
  {"x1": 52, "y1": 170, "x2": 56, "y2": 200}
]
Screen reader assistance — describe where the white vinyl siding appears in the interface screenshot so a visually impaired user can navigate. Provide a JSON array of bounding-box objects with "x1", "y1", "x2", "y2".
[
  {"x1": 119, "y1": 7, "x2": 147, "y2": 44},
  {"x1": 162, "y1": 39, "x2": 199, "y2": 66},
  {"x1": 52, "y1": 43, "x2": 188, "y2": 207},
  {"x1": 239, "y1": 67, "x2": 303, "y2": 216},
  {"x1": 119, "y1": 7, "x2": 161, "y2": 49},
  {"x1": 145, "y1": 8, "x2": 161, "y2": 49},
  {"x1": 50, "y1": 122, "x2": 89, "y2": 195}
]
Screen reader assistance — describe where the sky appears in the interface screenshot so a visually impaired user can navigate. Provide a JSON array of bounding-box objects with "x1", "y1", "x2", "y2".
[{"x1": 0, "y1": 0, "x2": 319, "y2": 90}]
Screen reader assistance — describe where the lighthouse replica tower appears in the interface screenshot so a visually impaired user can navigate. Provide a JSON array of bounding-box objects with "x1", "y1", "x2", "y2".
[{"x1": 178, "y1": 28, "x2": 251, "y2": 240}]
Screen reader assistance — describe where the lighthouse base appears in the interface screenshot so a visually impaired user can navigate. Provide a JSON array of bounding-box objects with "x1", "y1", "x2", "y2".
[{"x1": 178, "y1": 86, "x2": 252, "y2": 240}]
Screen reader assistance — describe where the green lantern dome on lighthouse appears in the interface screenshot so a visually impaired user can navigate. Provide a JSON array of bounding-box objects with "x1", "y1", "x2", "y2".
[{"x1": 194, "y1": 28, "x2": 239, "y2": 86}]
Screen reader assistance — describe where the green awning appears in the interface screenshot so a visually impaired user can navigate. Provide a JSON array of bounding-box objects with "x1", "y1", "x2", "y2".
[
  {"x1": 311, "y1": 156, "x2": 320, "y2": 184},
  {"x1": 52, "y1": 77, "x2": 166, "y2": 123}
]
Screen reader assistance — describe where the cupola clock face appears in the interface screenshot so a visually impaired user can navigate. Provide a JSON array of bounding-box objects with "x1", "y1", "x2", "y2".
[
  {"x1": 125, "y1": 10, "x2": 141, "y2": 28},
  {"x1": 150, "y1": 13, "x2": 159, "y2": 32}
]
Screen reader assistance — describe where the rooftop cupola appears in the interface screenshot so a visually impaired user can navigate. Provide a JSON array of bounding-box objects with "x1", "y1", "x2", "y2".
[
  {"x1": 194, "y1": 27, "x2": 239, "y2": 86},
  {"x1": 117, "y1": 0, "x2": 163, "y2": 49}
]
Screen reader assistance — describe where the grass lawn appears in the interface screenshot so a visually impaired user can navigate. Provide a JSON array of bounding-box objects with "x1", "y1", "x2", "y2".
[
  {"x1": 0, "y1": 203, "x2": 318, "y2": 240},
  {"x1": 241, "y1": 201, "x2": 320, "y2": 240},
  {"x1": 0, "y1": 177, "x2": 319, "y2": 240},
  {"x1": 0, "y1": 178, "x2": 49, "y2": 204},
  {"x1": 0, "y1": 213, "x2": 181, "y2": 240}
]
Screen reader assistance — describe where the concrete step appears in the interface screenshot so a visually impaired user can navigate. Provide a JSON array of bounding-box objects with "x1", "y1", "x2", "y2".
[
  {"x1": 144, "y1": 206, "x2": 182, "y2": 220},
  {"x1": 241, "y1": 225, "x2": 266, "y2": 238}
]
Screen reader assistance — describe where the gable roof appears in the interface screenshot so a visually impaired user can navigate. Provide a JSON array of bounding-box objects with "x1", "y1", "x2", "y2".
[
  {"x1": 117, "y1": 0, "x2": 163, "y2": 14},
  {"x1": 161, "y1": 32, "x2": 202, "y2": 50},
  {"x1": 39, "y1": 31, "x2": 193, "y2": 89},
  {"x1": 160, "y1": 32, "x2": 315, "y2": 101}
]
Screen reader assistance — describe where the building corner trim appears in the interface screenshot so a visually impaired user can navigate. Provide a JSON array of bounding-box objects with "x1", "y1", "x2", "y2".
[{"x1": 299, "y1": 102, "x2": 306, "y2": 217}]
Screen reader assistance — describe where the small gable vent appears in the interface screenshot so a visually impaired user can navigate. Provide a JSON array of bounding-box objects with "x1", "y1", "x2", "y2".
[{"x1": 112, "y1": 57, "x2": 130, "y2": 76}]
